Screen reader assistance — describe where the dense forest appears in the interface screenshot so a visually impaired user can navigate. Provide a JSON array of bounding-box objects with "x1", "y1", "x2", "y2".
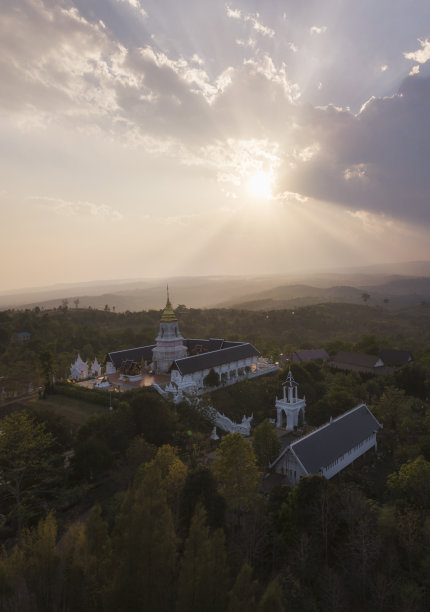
[
  {"x1": 1, "y1": 304, "x2": 430, "y2": 610},
  {"x1": 1, "y1": 301, "x2": 430, "y2": 393}
]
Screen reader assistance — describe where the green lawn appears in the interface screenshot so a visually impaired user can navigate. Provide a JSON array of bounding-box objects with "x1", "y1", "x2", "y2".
[{"x1": 25, "y1": 395, "x2": 107, "y2": 426}]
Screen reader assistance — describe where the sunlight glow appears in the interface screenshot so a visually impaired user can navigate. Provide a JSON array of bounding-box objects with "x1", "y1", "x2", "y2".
[{"x1": 248, "y1": 171, "x2": 273, "y2": 199}]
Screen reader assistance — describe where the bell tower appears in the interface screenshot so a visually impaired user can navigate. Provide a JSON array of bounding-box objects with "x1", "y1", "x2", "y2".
[
  {"x1": 276, "y1": 370, "x2": 306, "y2": 430},
  {"x1": 152, "y1": 287, "x2": 187, "y2": 374}
]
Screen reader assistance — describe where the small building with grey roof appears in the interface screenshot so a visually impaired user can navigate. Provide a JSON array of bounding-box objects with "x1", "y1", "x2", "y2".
[
  {"x1": 379, "y1": 349, "x2": 413, "y2": 367},
  {"x1": 292, "y1": 349, "x2": 329, "y2": 363},
  {"x1": 328, "y1": 351, "x2": 393, "y2": 375},
  {"x1": 271, "y1": 404, "x2": 382, "y2": 486}
]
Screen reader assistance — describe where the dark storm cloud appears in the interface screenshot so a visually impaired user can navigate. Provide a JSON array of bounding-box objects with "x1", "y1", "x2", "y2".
[{"x1": 279, "y1": 75, "x2": 430, "y2": 223}]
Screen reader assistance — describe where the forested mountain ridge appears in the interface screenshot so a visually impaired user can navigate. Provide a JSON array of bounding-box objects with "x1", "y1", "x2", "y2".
[{"x1": 1, "y1": 302, "x2": 430, "y2": 390}]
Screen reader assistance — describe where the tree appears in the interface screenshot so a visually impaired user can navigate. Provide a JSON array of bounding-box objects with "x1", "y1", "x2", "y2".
[
  {"x1": 39, "y1": 350, "x2": 55, "y2": 391},
  {"x1": 177, "y1": 504, "x2": 228, "y2": 612},
  {"x1": 77, "y1": 504, "x2": 112, "y2": 611},
  {"x1": 145, "y1": 445, "x2": 188, "y2": 521},
  {"x1": 74, "y1": 298, "x2": 80, "y2": 309},
  {"x1": 130, "y1": 392, "x2": 177, "y2": 446},
  {"x1": 110, "y1": 465, "x2": 177, "y2": 612},
  {"x1": 21, "y1": 512, "x2": 60, "y2": 611},
  {"x1": 0, "y1": 411, "x2": 55, "y2": 533},
  {"x1": 361, "y1": 293, "x2": 370, "y2": 304},
  {"x1": 212, "y1": 433, "x2": 261, "y2": 517},
  {"x1": 179, "y1": 465, "x2": 225, "y2": 534},
  {"x1": 253, "y1": 420, "x2": 281, "y2": 469},
  {"x1": 203, "y1": 368, "x2": 220, "y2": 388},
  {"x1": 258, "y1": 577, "x2": 284, "y2": 612},
  {"x1": 228, "y1": 562, "x2": 258, "y2": 612},
  {"x1": 387, "y1": 456, "x2": 430, "y2": 509}
]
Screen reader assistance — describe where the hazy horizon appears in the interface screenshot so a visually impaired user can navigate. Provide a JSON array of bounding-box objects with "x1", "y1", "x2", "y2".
[{"x1": 1, "y1": 1, "x2": 430, "y2": 291}]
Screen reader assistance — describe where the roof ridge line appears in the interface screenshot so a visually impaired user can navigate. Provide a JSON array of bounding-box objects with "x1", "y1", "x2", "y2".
[
  {"x1": 175, "y1": 342, "x2": 249, "y2": 362},
  {"x1": 290, "y1": 404, "x2": 367, "y2": 448}
]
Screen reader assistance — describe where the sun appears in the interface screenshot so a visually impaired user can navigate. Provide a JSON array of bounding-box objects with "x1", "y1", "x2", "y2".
[{"x1": 248, "y1": 170, "x2": 273, "y2": 199}]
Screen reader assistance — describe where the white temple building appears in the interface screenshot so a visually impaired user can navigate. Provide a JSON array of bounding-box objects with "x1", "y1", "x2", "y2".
[
  {"x1": 276, "y1": 370, "x2": 306, "y2": 430},
  {"x1": 104, "y1": 289, "x2": 278, "y2": 395},
  {"x1": 271, "y1": 404, "x2": 382, "y2": 486}
]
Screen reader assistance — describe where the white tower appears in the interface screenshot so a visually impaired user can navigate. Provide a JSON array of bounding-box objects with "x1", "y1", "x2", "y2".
[
  {"x1": 152, "y1": 288, "x2": 188, "y2": 374},
  {"x1": 276, "y1": 370, "x2": 306, "y2": 430}
]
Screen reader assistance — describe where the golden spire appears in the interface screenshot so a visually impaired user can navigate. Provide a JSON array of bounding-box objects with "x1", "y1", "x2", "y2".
[{"x1": 161, "y1": 284, "x2": 177, "y2": 322}]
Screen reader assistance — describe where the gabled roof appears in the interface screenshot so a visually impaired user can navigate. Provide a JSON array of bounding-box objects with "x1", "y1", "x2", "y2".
[
  {"x1": 331, "y1": 351, "x2": 383, "y2": 368},
  {"x1": 328, "y1": 351, "x2": 394, "y2": 375},
  {"x1": 293, "y1": 349, "x2": 329, "y2": 362},
  {"x1": 290, "y1": 404, "x2": 381, "y2": 474},
  {"x1": 379, "y1": 349, "x2": 413, "y2": 367},
  {"x1": 185, "y1": 338, "x2": 242, "y2": 354},
  {"x1": 108, "y1": 346, "x2": 155, "y2": 368},
  {"x1": 172, "y1": 343, "x2": 260, "y2": 375}
]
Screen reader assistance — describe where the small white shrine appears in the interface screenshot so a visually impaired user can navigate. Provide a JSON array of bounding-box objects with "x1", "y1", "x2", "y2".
[
  {"x1": 70, "y1": 355, "x2": 102, "y2": 380},
  {"x1": 70, "y1": 354, "x2": 89, "y2": 381},
  {"x1": 276, "y1": 370, "x2": 306, "y2": 430},
  {"x1": 89, "y1": 357, "x2": 102, "y2": 378}
]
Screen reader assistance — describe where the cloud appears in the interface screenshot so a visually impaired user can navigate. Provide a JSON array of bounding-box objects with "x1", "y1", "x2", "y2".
[
  {"x1": 225, "y1": 4, "x2": 274, "y2": 38},
  {"x1": 3, "y1": 0, "x2": 430, "y2": 230},
  {"x1": 31, "y1": 196, "x2": 123, "y2": 220},
  {"x1": 116, "y1": 0, "x2": 147, "y2": 18},
  {"x1": 310, "y1": 26, "x2": 327, "y2": 35},
  {"x1": 275, "y1": 75, "x2": 430, "y2": 223},
  {"x1": 404, "y1": 38, "x2": 430, "y2": 64},
  {"x1": 226, "y1": 4, "x2": 241, "y2": 19}
]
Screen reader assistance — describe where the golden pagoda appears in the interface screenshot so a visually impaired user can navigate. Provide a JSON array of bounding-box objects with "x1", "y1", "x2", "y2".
[{"x1": 160, "y1": 287, "x2": 177, "y2": 322}]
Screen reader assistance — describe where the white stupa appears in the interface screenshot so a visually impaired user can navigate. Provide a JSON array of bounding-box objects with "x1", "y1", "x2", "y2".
[{"x1": 152, "y1": 288, "x2": 188, "y2": 374}]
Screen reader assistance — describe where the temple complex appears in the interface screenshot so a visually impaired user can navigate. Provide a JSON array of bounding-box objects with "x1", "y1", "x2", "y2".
[{"x1": 104, "y1": 289, "x2": 277, "y2": 395}]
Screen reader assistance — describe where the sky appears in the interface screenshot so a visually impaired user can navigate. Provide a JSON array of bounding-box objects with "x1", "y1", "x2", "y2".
[{"x1": 1, "y1": 0, "x2": 430, "y2": 291}]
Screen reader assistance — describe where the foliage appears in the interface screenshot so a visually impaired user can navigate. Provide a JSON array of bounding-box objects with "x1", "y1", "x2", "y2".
[
  {"x1": 177, "y1": 504, "x2": 228, "y2": 612},
  {"x1": 252, "y1": 420, "x2": 281, "y2": 469},
  {"x1": 110, "y1": 464, "x2": 177, "y2": 612},
  {"x1": 212, "y1": 433, "x2": 261, "y2": 515},
  {"x1": 387, "y1": 456, "x2": 430, "y2": 509},
  {"x1": 179, "y1": 465, "x2": 225, "y2": 534},
  {"x1": 227, "y1": 562, "x2": 258, "y2": 612},
  {"x1": 203, "y1": 368, "x2": 220, "y2": 388},
  {"x1": 0, "y1": 412, "x2": 56, "y2": 532},
  {"x1": 129, "y1": 391, "x2": 178, "y2": 446}
]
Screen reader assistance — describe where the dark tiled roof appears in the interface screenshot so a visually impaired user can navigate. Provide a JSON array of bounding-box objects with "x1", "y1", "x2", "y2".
[
  {"x1": 291, "y1": 404, "x2": 381, "y2": 474},
  {"x1": 184, "y1": 338, "x2": 242, "y2": 354},
  {"x1": 207, "y1": 338, "x2": 225, "y2": 351},
  {"x1": 222, "y1": 340, "x2": 244, "y2": 348},
  {"x1": 172, "y1": 343, "x2": 260, "y2": 375},
  {"x1": 293, "y1": 349, "x2": 329, "y2": 362},
  {"x1": 185, "y1": 339, "x2": 210, "y2": 353},
  {"x1": 330, "y1": 351, "x2": 382, "y2": 368},
  {"x1": 379, "y1": 349, "x2": 413, "y2": 366},
  {"x1": 108, "y1": 346, "x2": 155, "y2": 368}
]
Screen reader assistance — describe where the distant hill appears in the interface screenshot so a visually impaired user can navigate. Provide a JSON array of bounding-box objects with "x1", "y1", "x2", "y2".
[
  {"x1": 2, "y1": 262, "x2": 430, "y2": 312},
  {"x1": 221, "y1": 279, "x2": 430, "y2": 311}
]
